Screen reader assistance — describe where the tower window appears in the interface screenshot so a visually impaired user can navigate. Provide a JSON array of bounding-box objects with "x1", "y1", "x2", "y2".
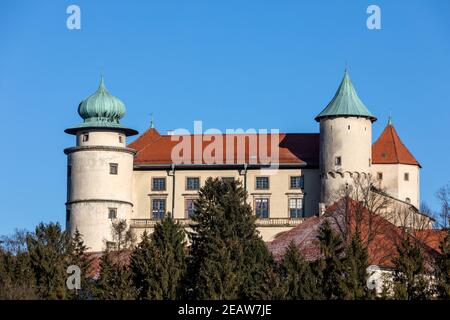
[
  {"x1": 82, "y1": 133, "x2": 89, "y2": 142},
  {"x1": 255, "y1": 198, "x2": 269, "y2": 218},
  {"x1": 108, "y1": 208, "x2": 117, "y2": 220},
  {"x1": 404, "y1": 173, "x2": 409, "y2": 181},
  {"x1": 66, "y1": 209, "x2": 70, "y2": 222},
  {"x1": 152, "y1": 177, "x2": 166, "y2": 191},
  {"x1": 119, "y1": 135, "x2": 123, "y2": 143},
  {"x1": 369, "y1": 158, "x2": 372, "y2": 166},
  {"x1": 335, "y1": 156, "x2": 342, "y2": 166},
  {"x1": 348, "y1": 125, "x2": 350, "y2": 130},
  {"x1": 377, "y1": 172, "x2": 383, "y2": 180},
  {"x1": 405, "y1": 197, "x2": 411, "y2": 204},
  {"x1": 256, "y1": 177, "x2": 269, "y2": 190},
  {"x1": 67, "y1": 165, "x2": 72, "y2": 178},
  {"x1": 109, "y1": 163, "x2": 118, "y2": 175}
]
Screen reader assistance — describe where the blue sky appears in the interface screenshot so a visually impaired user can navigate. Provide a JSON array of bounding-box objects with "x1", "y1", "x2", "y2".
[{"x1": 0, "y1": 0, "x2": 449, "y2": 235}]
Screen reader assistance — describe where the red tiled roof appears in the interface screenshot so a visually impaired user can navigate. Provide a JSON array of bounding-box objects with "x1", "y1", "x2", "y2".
[
  {"x1": 129, "y1": 124, "x2": 419, "y2": 168},
  {"x1": 372, "y1": 124, "x2": 420, "y2": 167},
  {"x1": 267, "y1": 198, "x2": 442, "y2": 268},
  {"x1": 128, "y1": 128, "x2": 320, "y2": 166}
]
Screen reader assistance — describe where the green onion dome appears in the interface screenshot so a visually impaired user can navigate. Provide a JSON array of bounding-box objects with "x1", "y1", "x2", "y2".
[{"x1": 65, "y1": 77, "x2": 138, "y2": 136}]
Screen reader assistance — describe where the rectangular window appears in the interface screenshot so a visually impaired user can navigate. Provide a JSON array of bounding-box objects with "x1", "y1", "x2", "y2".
[
  {"x1": 82, "y1": 133, "x2": 89, "y2": 142},
  {"x1": 152, "y1": 199, "x2": 166, "y2": 220},
  {"x1": 185, "y1": 198, "x2": 196, "y2": 219},
  {"x1": 377, "y1": 172, "x2": 383, "y2": 180},
  {"x1": 66, "y1": 209, "x2": 70, "y2": 222},
  {"x1": 335, "y1": 156, "x2": 342, "y2": 166},
  {"x1": 255, "y1": 198, "x2": 269, "y2": 218},
  {"x1": 119, "y1": 135, "x2": 123, "y2": 143},
  {"x1": 404, "y1": 173, "x2": 409, "y2": 181},
  {"x1": 109, "y1": 163, "x2": 118, "y2": 175},
  {"x1": 108, "y1": 208, "x2": 117, "y2": 220},
  {"x1": 290, "y1": 176, "x2": 304, "y2": 189},
  {"x1": 289, "y1": 198, "x2": 303, "y2": 218},
  {"x1": 255, "y1": 177, "x2": 269, "y2": 190},
  {"x1": 67, "y1": 165, "x2": 72, "y2": 178},
  {"x1": 186, "y1": 177, "x2": 200, "y2": 190},
  {"x1": 152, "y1": 177, "x2": 166, "y2": 191},
  {"x1": 222, "y1": 177, "x2": 235, "y2": 184}
]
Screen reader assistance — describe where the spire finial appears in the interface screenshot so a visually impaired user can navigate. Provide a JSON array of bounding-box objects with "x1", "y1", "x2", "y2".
[
  {"x1": 345, "y1": 61, "x2": 348, "y2": 73},
  {"x1": 150, "y1": 113, "x2": 154, "y2": 129},
  {"x1": 388, "y1": 113, "x2": 392, "y2": 126}
]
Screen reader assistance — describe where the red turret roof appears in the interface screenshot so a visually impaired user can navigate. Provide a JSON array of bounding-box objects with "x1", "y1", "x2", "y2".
[{"x1": 372, "y1": 124, "x2": 420, "y2": 167}]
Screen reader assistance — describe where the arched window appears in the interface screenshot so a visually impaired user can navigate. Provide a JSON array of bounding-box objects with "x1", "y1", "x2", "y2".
[{"x1": 405, "y1": 197, "x2": 411, "y2": 204}]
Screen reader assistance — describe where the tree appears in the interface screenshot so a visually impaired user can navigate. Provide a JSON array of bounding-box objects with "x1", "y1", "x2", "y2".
[
  {"x1": 391, "y1": 236, "x2": 430, "y2": 300},
  {"x1": 93, "y1": 250, "x2": 136, "y2": 300},
  {"x1": 0, "y1": 230, "x2": 38, "y2": 299},
  {"x1": 436, "y1": 184, "x2": 449, "y2": 228},
  {"x1": 186, "y1": 177, "x2": 275, "y2": 299},
  {"x1": 26, "y1": 223, "x2": 71, "y2": 299},
  {"x1": 435, "y1": 230, "x2": 450, "y2": 299},
  {"x1": 278, "y1": 241, "x2": 319, "y2": 299},
  {"x1": 130, "y1": 217, "x2": 186, "y2": 300},
  {"x1": 67, "y1": 229, "x2": 91, "y2": 299},
  {"x1": 316, "y1": 220, "x2": 345, "y2": 299},
  {"x1": 340, "y1": 233, "x2": 372, "y2": 299},
  {"x1": 92, "y1": 220, "x2": 136, "y2": 300}
]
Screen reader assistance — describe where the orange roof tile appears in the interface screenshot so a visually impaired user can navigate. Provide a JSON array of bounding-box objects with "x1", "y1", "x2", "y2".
[
  {"x1": 128, "y1": 129, "x2": 320, "y2": 167},
  {"x1": 372, "y1": 124, "x2": 420, "y2": 167}
]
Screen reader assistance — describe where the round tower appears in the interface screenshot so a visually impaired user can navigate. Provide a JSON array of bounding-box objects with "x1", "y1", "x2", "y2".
[
  {"x1": 64, "y1": 77, "x2": 138, "y2": 252},
  {"x1": 316, "y1": 70, "x2": 377, "y2": 206}
]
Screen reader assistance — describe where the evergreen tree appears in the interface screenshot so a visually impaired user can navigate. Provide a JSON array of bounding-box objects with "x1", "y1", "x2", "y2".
[
  {"x1": 279, "y1": 241, "x2": 319, "y2": 299},
  {"x1": 316, "y1": 220, "x2": 345, "y2": 299},
  {"x1": 26, "y1": 222, "x2": 70, "y2": 299},
  {"x1": 130, "y1": 217, "x2": 186, "y2": 300},
  {"x1": 92, "y1": 219, "x2": 136, "y2": 300},
  {"x1": 67, "y1": 229, "x2": 91, "y2": 299},
  {"x1": 435, "y1": 230, "x2": 450, "y2": 299},
  {"x1": 340, "y1": 233, "x2": 372, "y2": 299},
  {"x1": 392, "y1": 236, "x2": 429, "y2": 300},
  {"x1": 93, "y1": 250, "x2": 136, "y2": 300},
  {"x1": 186, "y1": 177, "x2": 275, "y2": 299}
]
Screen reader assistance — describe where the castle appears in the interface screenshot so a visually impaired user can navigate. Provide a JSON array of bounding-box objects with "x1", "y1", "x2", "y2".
[{"x1": 65, "y1": 71, "x2": 428, "y2": 252}]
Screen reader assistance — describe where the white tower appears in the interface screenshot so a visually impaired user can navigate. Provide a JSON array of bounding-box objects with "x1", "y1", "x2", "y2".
[
  {"x1": 64, "y1": 78, "x2": 138, "y2": 252},
  {"x1": 316, "y1": 70, "x2": 377, "y2": 206}
]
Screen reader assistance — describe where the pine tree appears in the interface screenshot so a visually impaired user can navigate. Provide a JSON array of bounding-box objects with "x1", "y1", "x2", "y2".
[
  {"x1": 435, "y1": 230, "x2": 450, "y2": 299},
  {"x1": 67, "y1": 229, "x2": 91, "y2": 299},
  {"x1": 279, "y1": 241, "x2": 319, "y2": 299},
  {"x1": 316, "y1": 220, "x2": 345, "y2": 299},
  {"x1": 186, "y1": 177, "x2": 274, "y2": 299},
  {"x1": 93, "y1": 250, "x2": 136, "y2": 300},
  {"x1": 130, "y1": 217, "x2": 186, "y2": 300},
  {"x1": 340, "y1": 233, "x2": 372, "y2": 299},
  {"x1": 392, "y1": 236, "x2": 429, "y2": 300},
  {"x1": 26, "y1": 222, "x2": 71, "y2": 299}
]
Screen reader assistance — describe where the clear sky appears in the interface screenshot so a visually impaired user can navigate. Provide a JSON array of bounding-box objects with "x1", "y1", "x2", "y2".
[{"x1": 0, "y1": 0, "x2": 449, "y2": 235}]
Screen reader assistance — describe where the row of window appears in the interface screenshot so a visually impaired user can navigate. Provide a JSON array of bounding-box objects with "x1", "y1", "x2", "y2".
[
  {"x1": 150, "y1": 176, "x2": 305, "y2": 191},
  {"x1": 67, "y1": 197, "x2": 305, "y2": 223},
  {"x1": 334, "y1": 156, "x2": 372, "y2": 167},
  {"x1": 81, "y1": 133, "x2": 124, "y2": 144},
  {"x1": 376, "y1": 172, "x2": 410, "y2": 181},
  {"x1": 151, "y1": 197, "x2": 305, "y2": 220}
]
